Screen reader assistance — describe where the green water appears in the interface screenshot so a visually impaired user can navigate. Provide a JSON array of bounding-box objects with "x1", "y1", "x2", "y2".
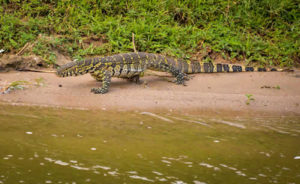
[{"x1": 0, "y1": 105, "x2": 299, "y2": 184}]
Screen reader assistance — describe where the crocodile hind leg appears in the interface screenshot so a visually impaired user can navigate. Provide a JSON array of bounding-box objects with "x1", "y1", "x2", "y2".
[
  {"x1": 91, "y1": 70, "x2": 112, "y2": 94},
  {"x1": 158, "y1": 63, "x2": 186, "y2": 85},
  {"x1": 128, "y1": 73, "x2": 145, "y2": 84},
  {"x1": 120, "y1": 72, "x2": 144, "y2": 84}
]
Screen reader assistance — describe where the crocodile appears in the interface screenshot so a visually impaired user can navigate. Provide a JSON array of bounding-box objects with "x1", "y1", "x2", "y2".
[{"x1": 56, "y1": 52, "x2": 279, "y2": 94}]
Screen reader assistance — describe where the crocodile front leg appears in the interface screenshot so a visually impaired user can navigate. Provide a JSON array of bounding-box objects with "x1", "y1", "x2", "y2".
[{"x1": 91, "y1": 70, "x2": 112, "y2": 94}]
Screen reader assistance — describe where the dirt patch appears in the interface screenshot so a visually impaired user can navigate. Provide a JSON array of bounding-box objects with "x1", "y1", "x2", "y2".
[
  {"x1": 81, "y1": 35, "x2": 107, "y2": 49},
  {"x1": 0, "y1": 55, "x2": 45, "y2": 71},
  {"x1": 191, "y1": 48, "x2": 236, "y2": 65},
  {"x1": 54, "y1": 51, "x2": 72, "y2": 66},
  {"x1": 0, "y1": 70, "x2": 300, "y2": 115}
]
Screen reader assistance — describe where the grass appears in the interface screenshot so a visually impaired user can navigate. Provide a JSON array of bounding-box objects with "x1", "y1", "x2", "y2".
[
  {"x1": 0, "y1": 78, "x2": 46, "y2": 94},
  {"x1": 0, "y1": 0, "x2": 299, "y2": 67},
  {"x1": 34, "y1": 77, "x2": 45, "y2": 87},
  {"x1": 0, "y1": 80, "x2": 30, "y2": 94},
  {"x1": 245, "y1": 94, "x2": 255, "y2": 105},
  {"x1": 8, "y1": 80, "x2": 30, "y2": 88}
]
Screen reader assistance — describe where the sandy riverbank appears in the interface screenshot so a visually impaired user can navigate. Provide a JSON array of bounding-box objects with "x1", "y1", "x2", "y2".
[{"x1": 0, "y1": 70, "x2": 300, "y2": 115}]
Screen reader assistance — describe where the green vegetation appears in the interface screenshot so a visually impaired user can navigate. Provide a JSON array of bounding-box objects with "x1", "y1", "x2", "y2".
[
  {"x1": 0, "y1": 79, "x2": 45, "y2": 94},
  {"x1": 34, "y1": 77, "x2": 45, "y2": 87},
  {"x1": 8, "y1": 80, "x2": 30, "y2": 89},
  {"x1": 260, "y1": 85, "x2": 281, "y2": 89},
  {"x1": 274, "y1": 85, "x2": 281, "y2": 90},
  {"x1": 0, "y1": 80, "x2": 30, "y2": 93},
  {"x1": 0, "y1": 0, "x2": 299, "y2": 67},
  {"x1": 245, "y1": 94, "x2": 255, "y2": 105}
]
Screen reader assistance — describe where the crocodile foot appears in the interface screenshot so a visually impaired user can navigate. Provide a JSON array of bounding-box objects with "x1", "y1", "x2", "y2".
[
  {"x1": 91, "y1": 87, "x2": 108, "y2": 94},
  {"x1": 175, "y1": 73, "x2": 187, "y2": 86}
]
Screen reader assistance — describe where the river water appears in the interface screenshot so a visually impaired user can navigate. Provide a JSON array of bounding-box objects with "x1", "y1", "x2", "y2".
[{"x1": 0, "y1": 105, "x2": 299, "y2": 184}]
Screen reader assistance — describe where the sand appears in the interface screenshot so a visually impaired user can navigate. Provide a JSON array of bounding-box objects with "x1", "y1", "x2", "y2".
[{"x1": 0, "y1": 70, "x2": 300, "y2": 115}]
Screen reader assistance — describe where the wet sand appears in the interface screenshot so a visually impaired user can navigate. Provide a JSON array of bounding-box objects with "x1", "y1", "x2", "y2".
[{"x1": 0, "y1": 70, "x2": 300, "y2": 115}]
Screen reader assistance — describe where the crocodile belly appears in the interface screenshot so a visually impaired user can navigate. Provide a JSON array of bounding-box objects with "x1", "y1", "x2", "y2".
[{"x1": 116, "y1": 63, "x2": 145, "y2": 78}]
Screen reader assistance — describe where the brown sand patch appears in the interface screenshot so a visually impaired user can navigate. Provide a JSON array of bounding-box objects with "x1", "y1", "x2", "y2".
[{"x1": 0, "y1": 70, "x2": 299, "y2": 115}]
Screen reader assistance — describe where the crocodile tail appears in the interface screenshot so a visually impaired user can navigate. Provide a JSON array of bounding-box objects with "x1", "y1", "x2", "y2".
[
  {"x1": 186, "y1": 61, "x2": 280, "y2": 74},
  {"x1": 56, "y1": 58, "x2": 100, "y2": 77}
]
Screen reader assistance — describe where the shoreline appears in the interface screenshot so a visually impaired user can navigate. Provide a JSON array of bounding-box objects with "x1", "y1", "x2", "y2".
[{"x1": 1, "y1": 70, "x2": 300, "y2": 116}]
